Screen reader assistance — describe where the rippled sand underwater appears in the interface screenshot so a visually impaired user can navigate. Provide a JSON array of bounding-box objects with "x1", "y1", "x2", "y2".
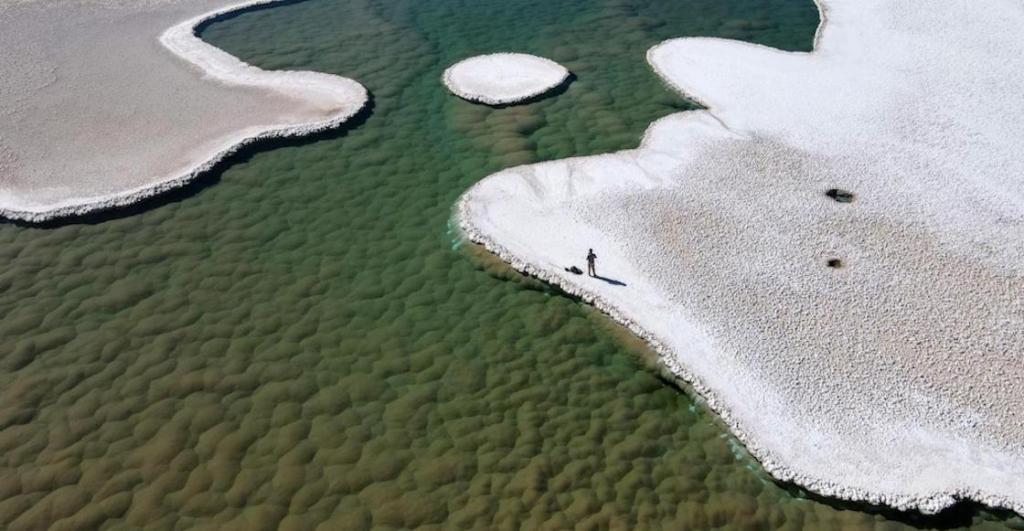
[{"x1": 1, "y1": 0, "x2": 1021, "y2": 528}]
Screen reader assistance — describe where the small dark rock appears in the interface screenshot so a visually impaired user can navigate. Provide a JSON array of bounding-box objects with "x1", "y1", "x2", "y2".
[{"x1": 825, "y1": 188, "x2": 855, "y2": 203}]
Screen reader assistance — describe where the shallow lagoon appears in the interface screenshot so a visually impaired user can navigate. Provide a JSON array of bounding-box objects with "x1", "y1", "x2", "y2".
[{"x1": 0, "y1": 0, "x2": 1021, "y2": 528}]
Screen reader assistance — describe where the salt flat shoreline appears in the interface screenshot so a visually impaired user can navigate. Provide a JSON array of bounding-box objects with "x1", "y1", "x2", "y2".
[
  {"x1": 458, "y1": 0, "x2": 1024, "y2": 516},
  {"x1": 0, "y1": 0, "x2": 367, "y2": 222}
]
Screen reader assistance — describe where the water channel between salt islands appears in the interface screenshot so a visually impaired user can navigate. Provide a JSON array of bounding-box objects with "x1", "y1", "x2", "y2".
[{"x1": 1, "y1": 0, "x2": 1021, "y2": 528}]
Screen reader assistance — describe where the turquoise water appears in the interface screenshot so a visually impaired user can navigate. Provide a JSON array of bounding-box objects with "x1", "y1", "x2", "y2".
[{"x1": 0, "y1": 0, "x2": 1021, "y2": 528}]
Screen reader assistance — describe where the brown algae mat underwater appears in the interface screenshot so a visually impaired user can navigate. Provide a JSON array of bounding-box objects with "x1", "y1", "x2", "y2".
[{"x1": 1, "y1": 0, "x2": 1022, "y2": 528}]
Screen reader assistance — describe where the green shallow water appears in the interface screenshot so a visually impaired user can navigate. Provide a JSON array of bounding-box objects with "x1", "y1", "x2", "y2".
[{"x1": 0, "y1": 0, "x2": 1021, "y2": 529}]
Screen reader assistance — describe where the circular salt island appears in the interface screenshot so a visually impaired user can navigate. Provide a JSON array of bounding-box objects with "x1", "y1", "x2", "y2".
[{"x1": 443, "y1": 53, "x2": 570, "y2": 106}]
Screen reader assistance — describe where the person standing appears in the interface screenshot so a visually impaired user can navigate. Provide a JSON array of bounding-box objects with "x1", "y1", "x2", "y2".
[{"x1": 586, "y1": 248, "x2": 597, "y2": 277}]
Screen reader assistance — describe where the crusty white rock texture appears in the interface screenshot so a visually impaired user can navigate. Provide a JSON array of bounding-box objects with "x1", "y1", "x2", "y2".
[
  {"x1": 458, "y1": 0, "x2": 1024, "y2": 516},
  {"x1": 0, "y1": 0, "x2": 367, "y2": 222},
  {"x1": 442, "y1": 53, "x2": 569, "y2": 106}
]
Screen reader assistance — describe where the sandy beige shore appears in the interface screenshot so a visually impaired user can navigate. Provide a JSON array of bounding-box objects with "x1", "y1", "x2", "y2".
[
  {"x1": 0, "y1": 0, "x2": 367, "y2": 222},
  {"x1": 459, "y1": 0, "x2": 1024, "y2": 515}
]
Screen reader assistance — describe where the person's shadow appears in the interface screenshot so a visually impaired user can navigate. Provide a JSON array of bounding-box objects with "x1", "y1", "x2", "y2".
[{"x1": 593, "y1": 274, "x2": 627, "y2": 287}]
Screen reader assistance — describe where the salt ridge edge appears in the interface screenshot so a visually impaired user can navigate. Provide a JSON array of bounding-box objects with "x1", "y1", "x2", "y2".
[{"x1": 0, "y1": 0, "x2": 368, "y2": 223}]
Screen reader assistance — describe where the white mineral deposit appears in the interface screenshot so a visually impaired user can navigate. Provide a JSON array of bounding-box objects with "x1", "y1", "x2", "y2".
[
  {"x1": 0, "y1": 0, "x2": 367, "y2": 222},
  {"x1": 442, "y1": 53, "x2": 569, "y2": 106},
  {"x1": 459, "y1": 0, "x2": 1024, "y2": 515}
]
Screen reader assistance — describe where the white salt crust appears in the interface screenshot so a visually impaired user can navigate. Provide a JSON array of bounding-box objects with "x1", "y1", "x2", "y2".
[
  {"x1": 442, "y1": 53, "x2": 569, "y2": 106},
  {"x1": 0, "y1": 0, "x2": 367, "y2": 222},
  {"x1": 458, "y1": 0, "x2": 1024, "y2": 516}
]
